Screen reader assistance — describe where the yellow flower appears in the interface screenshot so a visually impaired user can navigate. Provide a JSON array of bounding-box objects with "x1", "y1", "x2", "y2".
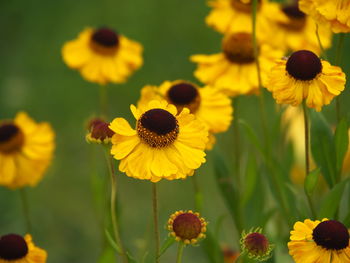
[
  {"x1": 266, "y1": 50, "x2": 346, "y2": 111},
  {"x1": 272, "y1": 2, "x2": 332, "y2": 54},
  {"x1": 0, "y1": 112, "x2": 55, "y2": 189},
  {"x1": 191, "y1": 33, "x2": 283, "y2": 96},
  {"x1": 0, "y1": 234, "x2": 47, "y2": 263},
  {"x1": 299, "y1": 0, "x2": 350, "y2": 33},
  {"x1": 62, "y1": 27, "x2": 143, "y2": 85},
  {"x1": 205, "y1": 0, "x2": 280, "y2": 43},
  {"x1": 109, "y1": 100, "x2": 208, "y2": 182},
  {"x1": 288, "y1": 219, "x2": 350, "y2": 262},
  {"x1": 167, "y1": 210, "x2": 207, "y2": 245},
  {"x1": 137, "y1": 80, "x2": 233, "y2": 150}
]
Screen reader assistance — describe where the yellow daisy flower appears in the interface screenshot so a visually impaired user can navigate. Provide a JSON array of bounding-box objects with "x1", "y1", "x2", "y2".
[
  {"x1": 299, "y1": 0, "x2": 350, "y2": 33},
  {"x1": 137, "y1": 80, "x2": 233, "y2": 150},
  {"x1": 109, "y1": 100, "x2": 208, "y2": 182},
  {"x1": 0, "y1": 112, "x2": 55, "y2": 189},
  {"x1": 266, "y1": 50, "x2": 346, "y2": 111},
  {"x1": 273, "y1": 1, "x2": 332, "y2": 54},
  {"x1": 191, "y1": 33, "x2": 283, "y2": 96},
  {"x1": 167, "y1": 210, "x2": 207, "y2": 245},
  {"x1": 205, "y1": 0, "x2": 280, "y2": 42},
  {"x1": 62, "y1": 27, "x2": 143, "y2": 85},
  {"x1": 0, "y1": 234, "x2": 47, "y2": 263},
  {"x1": 288, "y1": 219, "x2": 350, "y2": 262}
]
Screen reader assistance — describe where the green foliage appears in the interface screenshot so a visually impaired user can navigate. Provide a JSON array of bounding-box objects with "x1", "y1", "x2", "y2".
[
  {"x1": 318, "y1": 179, "x2": 349, "y2": 218},
  {"x1": 334, "y1": 118, "x2": 349, "y2": 177},
  {"x1": 304, "y1": 169, "x2": 320, "y2": 196},
  {"x1": 310, "y1": 111, "x2": 337, "y2": 187}
]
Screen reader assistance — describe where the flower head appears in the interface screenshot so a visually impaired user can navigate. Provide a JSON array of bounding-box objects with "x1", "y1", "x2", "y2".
[
  {"x1": 299, "y1": 0, "x2": 350, "y2": 33},
  {"x1": 0, "y1": 234, "x2": 47, "y2": 263},
  {"x1": 272, "y1": 1, "x2": 332, "y2": 54},
  {"x1": 109, "y1": 100, "x2": 208, "y2": 182},
  {"x1": 191, "y1": 32, "x2": 283, "y2": 96},
  {"x1": 205, "y1": 0, "x2": 280, "y2": 44},
  {"x1": 266, "y1": 50, "x2": 346, "y2": 111},
  {"x1": 137, "y1": 80, "x2": 233, "y2": 149},
  {"x1": 288, "y1": 219, "x2": 350, "y2": 262},
  {"x1": 0, "y1": 112, "x2": 55, "y2": 189},
  {"x1": 86, "y1": 118, "x2": 114, "y2": 144},
  {"x1": 62, "y1": 27, "x2": 143, "y2": 85},
  {"x1": 167, "y1": 210, "x2": 207, "y2": 245},
  {"x1": 240, "y1": 228, "x2": 273, "y2": 261}
]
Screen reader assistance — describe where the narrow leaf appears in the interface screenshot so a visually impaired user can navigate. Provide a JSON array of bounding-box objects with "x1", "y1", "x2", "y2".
[
  {"x1": 335, "y1": 118, "x2": 349, "y2": 175},
  {"x1": 241, "y1": 157, "x2": 258, "y2": 207},
  {"x1": 304, "y1": 168, "x2": 320, "y2": 195},
  {"x1": 310, "y1": 111, "x2": 336, "y2": 187},
  {"x1": 105, "y1": 229, "x2": 122, "y2": 254},
  {"x1": 239, "y1": 119, "x2": 264, "y2": 155},
  {"x1": 318, "y1": 179, "x2": 349, "y2": 218},
  {"x1": 158, "y1": 236, "x2": 175, "y2": 257}
]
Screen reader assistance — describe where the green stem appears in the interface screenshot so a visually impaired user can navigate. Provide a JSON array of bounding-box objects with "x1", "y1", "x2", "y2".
[
  {"x1": 176, "y1": 243, "x2": 185, "y2": 263},
  {"x1": 302, "y1": 103, "x2": 317, "y2": 219},
  {"x1": 335, "y1": 34, "x2": 345, "y2": 122},
  {"x1": 152, "y1": 183, "x2": 160, "y2": 263},
  {"x1": 99, "y1": 85, "x2": 108, "y2": 118},
  {"x1": 233, "y1": 98, "x2": 241, "y2": 187},
  {"x1": 104, "y1": 149, "x2": 127, "y2": 263},
  {"x1": 315, "y1": 24, "x2": 328, "y2": 60},
  {"x1": 191, "y1": 175, "x2": 203, "y2": 212},
  {"x1": 19, "y1": 188, "x2": 32, "y2": 233}
]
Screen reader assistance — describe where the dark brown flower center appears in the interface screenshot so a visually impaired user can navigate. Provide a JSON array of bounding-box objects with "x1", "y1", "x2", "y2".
[
  {"x1": 90, "y1": 27, "x2": 119, "y2": 55},
  {"x1": 286, "y1": 50, "x2": 322, "y2": 81},
  {"x1": 0, "y1": 123, "x2": 24, "y2": 154},
  {"x1": 312, "y1": 220, "x2": 349, "y2": 250},
  {"x1": 0, "y1": 234, "x2": 28, "y2": 260},
  {"x1": 88, "y1": 119, "x2": 114, "y2": 141},
  {"x1": 223, "y1": 33, "x2": 255, "y2": 64},
  {"x1": 280, "y1": 4, "x2": 306, "y2": 31},
  {"x1": 230, "y1": 0, "x2": 261, "y2": 13},
  {"x1": 173, "y1": 213, "x2": 202, "y2": 240},
  {"x1": 167, "y1": 82, "x2": 201, "y2": 113},
  {"x1": 137, "y1": 109, "x2": 179, "y2": 148},
  {"x1": 244, "y1": 232, "x2": 269, "y2": 256}
]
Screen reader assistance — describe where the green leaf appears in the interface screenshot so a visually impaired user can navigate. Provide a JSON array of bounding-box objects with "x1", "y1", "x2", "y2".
[
  {"x1": 105, "y1": 229, "x2": 122, "y2": 254},
  {"x1": 335, "y1": 118, "x2": 349, "y2": 176},
  {"x1": 202, "y1": 231, "x2": 224, "y2": 263},
  {"x1": 158, "y1": 236, "x2": 175, "y2": 257},
  {"x1": 318, "y1": 179, "x2": 349, "y2": 218},
  {"x1": 304, "y1": 168, "x2": 320, "y2": 195},
  {"x1": 310, "y1": 111, "x2": 336, "y2": 188},
  {"x1": 238, "y1": 119, "x2": 264, "y2": 155},
  {"x1": 213, "y1": 150, "x2": 242, "y2": 233},
  {"x1": 126, "y1": 252, "x2": 138, "y2": 263},
  {"x1": 241, "y1": 157, "x2": 258, "y2": 207},
  {"x1": 98, "y1": 246, "x2": 116, "y2": 263}
]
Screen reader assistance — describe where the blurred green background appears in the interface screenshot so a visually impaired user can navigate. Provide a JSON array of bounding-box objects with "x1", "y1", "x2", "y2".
[{"x1": 1, "y1": 0, "x2": 349, "y2": 262}]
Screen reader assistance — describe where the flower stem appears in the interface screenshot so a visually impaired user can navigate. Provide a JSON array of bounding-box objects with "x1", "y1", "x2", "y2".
[
  {"x1": 104, "y1": 149, "x2": 127, "y2": 263},
  {"x1": 152, "y1": 183, "x2": 160, "y2": 263},
  {"x1": 335, "y1": 34, "x2": 345, "y2": 122},
  {"x1": 99, "y1": 85, "x2": 108, "y2": 118},
  {"x1": 19, "y1": 188, "x2": 32, "y2": 233},
  {"x1": 315, "y1": 24, "x2": 328, "y2": 60},
  {"x1": 302, "y1": 103, "x2": 317, "y2": 219},
  {"x1": 176, "y1": 243, "x2": 185, "y2": 263},
  {"x1": 191, "y1": 175, "x2": 203, "y2": 212},
  {"x1": 233, "y1": 98, "x2": 241, "y2": 187}
]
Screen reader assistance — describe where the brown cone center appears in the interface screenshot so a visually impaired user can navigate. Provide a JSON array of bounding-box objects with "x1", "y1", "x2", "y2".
[
  {"x1": 90, "y1": 27, "x2": 119, "y2": 55},
  {"x1": 173, "y1": 213, "x2": 202, "y2": 240},
  {"x1": 167, "y1": 82, "x2": 201, "y2": 113},
  {"x1": 0, "y1": 234, "x2": 28, "y2": 260},
  {"x1": 0, "y1": 123, "x2": 24, "y2": 154},
  {"x1": 312, "y1": 220, "x2": 349, "y2": 250},
  {"x1": 223, "y1": 33, "x2": 255, "y2": 64},
  {"x1": 286, "y1": 50, "x2": 322, "y2": 81}
]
